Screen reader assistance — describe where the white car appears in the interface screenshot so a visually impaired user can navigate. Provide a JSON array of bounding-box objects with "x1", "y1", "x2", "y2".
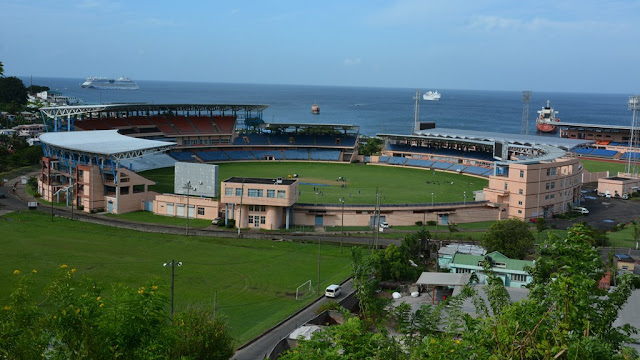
[
  {"x1": 573, "y1": 207, "x2": 589, "y2": 215},
  {"x1": 380, "y1": 222, "x2": 390, "y2": 229},
  {"x1": 325, "y1": 284, "x2": 341, "y2": 298}
]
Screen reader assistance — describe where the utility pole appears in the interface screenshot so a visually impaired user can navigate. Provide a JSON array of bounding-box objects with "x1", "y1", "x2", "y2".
[
  {"x1": 317, "y1": 236, "x2": 321, "y2": 295},
  {"x1": 238, "y1": 180, "x2": 245, "y2": 237},
  {"x1": 163, "y1": 259, "x2": 182, "y2": 318},
  {"x1": 339, "y1": 197, "x2": 345, "y2": 253}
]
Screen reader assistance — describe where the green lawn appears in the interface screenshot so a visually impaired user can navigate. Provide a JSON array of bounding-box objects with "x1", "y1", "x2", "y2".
[
  {"x1": 141, "y1": 162, "x2": 488, "y2": 205},
  {"x1": 105, "y1": 211, "x2": 213, "y2": 229},
  {"x1": 580, "y1": 159, "x2": 627, "y2": 174},
  {"x1": 0, "y1": 211, "x2": 352, "y2": 345},
  {"x1": 607, "y1": 225, "x2": 639, "y2": 248}
]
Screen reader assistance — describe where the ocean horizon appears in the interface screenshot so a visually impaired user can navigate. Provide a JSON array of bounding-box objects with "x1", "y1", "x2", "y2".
[{"x1": 21, "y1": 76, "x2": 637, "y2": 138}]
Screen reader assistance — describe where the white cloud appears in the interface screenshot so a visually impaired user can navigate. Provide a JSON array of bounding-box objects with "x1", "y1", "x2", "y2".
[{"x1": 344, "y1": 57, "x2": 362, "y2": 66}]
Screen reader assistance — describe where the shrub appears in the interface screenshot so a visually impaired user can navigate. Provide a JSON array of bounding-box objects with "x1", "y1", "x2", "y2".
[
  {"x1": 226, "y1": 219, "x2": 236, "y2": 228},
  {"x1": 427, "y1": 220, "x2": 437, "y2": 226},
  {"x1": 415, "y1": 221, "x2": 423, "y2": 226}
]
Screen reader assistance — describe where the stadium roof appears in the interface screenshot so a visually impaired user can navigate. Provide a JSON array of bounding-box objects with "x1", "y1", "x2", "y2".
[
  {"x1": 263, "y1": 123, "x2": 360, "y2": 131},
  {"x1": 411, "y1": 128, "x2": 592, "y2": 149},
  {"x1": 39, "y1": 130, "x2": 176, "y2": 160},
  {"x1": 39, "y1": 103, "x2": 269, "y2": 118},
  {"x1": 416, "y1": 272, "x2": 471, "y2": 286},
  {"x1": 557, "y1": 121, "x2": 632, "y2": 131}
]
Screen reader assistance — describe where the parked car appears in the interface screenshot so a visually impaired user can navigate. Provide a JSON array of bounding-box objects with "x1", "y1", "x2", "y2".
[
  {"x1": 622, "y1": 193, "x2": 630, "y2": 200},
  {"x1": 380, "y1": 222, "x2": 390, "y2": 229},
  {"x1": 211, "y1": 217, "x2": 221, "y2": 225},
  {"x1": 573, "y1": 206, "x2": 589, "y2": 215}
]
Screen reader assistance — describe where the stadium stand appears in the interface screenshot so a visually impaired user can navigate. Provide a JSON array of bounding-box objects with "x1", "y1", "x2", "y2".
[
  {"x1": 283, "y1": 149, "x2": 309, "y2": 160},
  {"x1": 309, "y1": 149, "x2": 341, "y2": 161},
  {"x1": 120, "y1": 153, "x2": 178, "y2": 172},
  {"x1": 620, "y1": 152, "x2": 640, "y2": 160},
  {"x1": 405, "y1": 159, "x2": 435, "y2": 168},
  {"x1": 128, "y1": 116, "x2": 153, "y2": 126},
  {"x1": 378, "y1": 156, "x2": 390, "y2": 163},
  {"x1": 463, "y1": 166, "x2": 491, "y2": 176},
  {"x1": 191, "y1": 117, "x2": 217, "y2": 133},
  {"x1": 573, "y1": 148, "x2": 594, "y2": 155},
  {"x1": 156, "y1": 124, "x2": 178, "y2": 135},
  {"x1": 225, "y1": 150, "x2": 256, "y2": 161},
  {"x1": 169, "y1": 151, "x2": 196, "y2": 161},
  {"x1": 388, "y1": 156, "x2": 408, "y2": 165},
  {"x1": 268, "y1": 134, "x2": 291, "y2": 145},
  {"x1": 213, "y1": 116, "x2": 235, "y2": 133},
  {"x1": 339, "y1": 136, "x2": 357, "y2": 147},
  {"x1": 252, "y1": 150, "x2": 284, "y2": 160},
  {"x1": 430, "y1": 161, "x2": 453, "y2": 170},
  {"x1": 449, "y1": 164, "x2": 468, "y2": 172},
  {"x1": 589, "y1": 149, "x2": 618, "y2": 158},
  {"x1": 170, "y1": 117, "x2": 197, "y2": 133},
  {"x1": 104, "y1": 118, "x2": 130, "y2": 128},
  {"x1": 195, "y1": 151, "x2": 230, "y2": 162}
]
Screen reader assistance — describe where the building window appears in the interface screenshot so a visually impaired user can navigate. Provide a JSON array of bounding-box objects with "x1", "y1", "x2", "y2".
[
  {"x1": 235, "y1": 188, "x2": 243, "y2": 196},
  {"x1": 197, "y1": 207, "x2": 205, "y2": 215},
  {"x1": 512, "y1": 274, "x2": 527, "y2": 282},
  {"x1": 249, "y1": 205, "x2": 266, "y2": 212},
  {"x1": 260, "y1": 216, "x2": 266, "y2": 224},
  {"x1": 248, "y1": 216, "x2": 254, "y2": 224},
  {"x1": 518, "y1": 189, "x2": 523, "y2": 195},
  {"x1": 546, "y1": 168, "x2": 551, "y2": 176},
  {"x1": 517, "y1": 210, "x2": 522, "y2": 214},
  {"x1": 267, "y1": 189, "x2": 275, "y2": 198},
  {"x1": 520, "y1": 170, "x2": 524, "y2": 178},
  {"x1": 277, "y1": 190, "x2": 286, "y2": 198},
  {"x1": 225, "y1": 187, "x2": 233, "y2": 196},
  {"x1": 518, "y1": 201, "x2": 523, "y2": 205},
  {"x1": 504, "y1": 182, "x2": 508, "y2": 191},
  {"x1": 248, "y1": 189, "x2": 263, "y2": 197}
]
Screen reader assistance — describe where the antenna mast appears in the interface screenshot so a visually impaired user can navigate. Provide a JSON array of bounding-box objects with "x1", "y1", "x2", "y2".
[
  {"x1": 521, "y1": 91, "x2": 532, "y2": 135},
  {"x1": 626, "y1": 95, "x2": 640, "y2": 177}
]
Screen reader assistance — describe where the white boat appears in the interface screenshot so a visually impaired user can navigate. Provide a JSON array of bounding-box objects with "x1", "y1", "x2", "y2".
[
  {"x1": 81, "y1": 76, "x2": 139, "y2": 90},
  {"x1": 422, "y1": 90, "x2": 441, "y2": 101}
]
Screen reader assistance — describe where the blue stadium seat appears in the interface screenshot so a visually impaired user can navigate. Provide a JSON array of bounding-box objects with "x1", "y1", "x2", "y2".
[
  {"x1": 224, "y1": 150, "x2": 255, "y2": 160},
  {"x1": 378, "y1": 156, "x2": 390, "y2": 163},
  {"x1": 169, "y1": 151, "x2": 196, "y2": 161},
  {"x1": 449, "y1": 164, "x2": 467, "y2": 172},
  {"x1": 430, "y1": 161, "x2": 453, "y2": 170},
  {"x1": 310, "y1": 149, "x2": 341, "y2": 161},
  {"x1": 405, "y1": 159, "x2": 434, "y2": 168},
  {"x1": 388, "y1": 156, "x2": 407, "y2": 165},
  {"x1": 283, "y1": 149, "x2": 309, "y2": 160},
  {"x1": 251, "y1": 150, "x2": 284, "y2": 160},
  {"x1": 195, "y1": 151, "x2": 230, "y2": 161},
  {"x1": 463, "y1": 166, "x2": 489, "y2": 176}
]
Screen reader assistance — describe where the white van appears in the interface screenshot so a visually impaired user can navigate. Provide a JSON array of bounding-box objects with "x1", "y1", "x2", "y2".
[{"x1": 325, "y1": 284, "x2": 341, "y2": 298}]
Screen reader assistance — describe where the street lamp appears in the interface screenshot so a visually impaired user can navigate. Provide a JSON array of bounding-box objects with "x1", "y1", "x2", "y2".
[
  {"x1": 183, "y1": 181, "x2": 196, "y2": 236},
  {"x1": 431, "y1": 192, "x2": 434, "y2": 207},
  {"x1": 463, "y1": 191, "x2": 467, "y2": 205},
  {"x1": 163, "y1": 259, "x2": 183, "y2": 318}
]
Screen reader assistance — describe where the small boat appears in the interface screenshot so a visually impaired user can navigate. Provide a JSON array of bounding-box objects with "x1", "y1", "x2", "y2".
[
  {"x1": 536, "y1": 100, "x2": 560, "y2": 133},
  {"x1": 311, "y1": 102, "x2": 320, "y2": 114},
  {"x1": 423, "y1": 90, "x2": 441, "y2": 101}
]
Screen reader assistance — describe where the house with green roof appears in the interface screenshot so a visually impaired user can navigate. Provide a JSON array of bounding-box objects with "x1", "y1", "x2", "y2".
[{"x1": 449, "y1": 251, "x2": 534, "y2": 288}]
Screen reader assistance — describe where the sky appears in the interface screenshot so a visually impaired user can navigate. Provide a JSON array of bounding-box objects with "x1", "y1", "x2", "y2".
[{"x1": 1, "y1": 0, "x2": 639, "y2": 93}]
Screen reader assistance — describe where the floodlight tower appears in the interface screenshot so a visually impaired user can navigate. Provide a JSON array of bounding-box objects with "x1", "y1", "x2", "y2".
[
  {"x1": 413, "y1": 89, "x2": 421, "y2": 134},
  {"x1": 626, "y1": 95, "x2": 640, "y2": 177},
  {"x1": 521, "y1": 91, "x2": 532, "y2": 135}
]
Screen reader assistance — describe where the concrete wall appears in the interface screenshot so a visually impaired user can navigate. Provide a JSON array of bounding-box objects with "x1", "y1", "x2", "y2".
[
  {"x1": 154, "y1": 193, "x2": 220, "y2": 220},
  {"x1": 174, "y1": 162, "x2": 219, "y2": 197}
]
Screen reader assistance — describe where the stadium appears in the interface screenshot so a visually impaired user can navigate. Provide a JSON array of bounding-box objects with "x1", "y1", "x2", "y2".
[{"x1": 37, "y1": 103, "x2": 593, "y2": 231}]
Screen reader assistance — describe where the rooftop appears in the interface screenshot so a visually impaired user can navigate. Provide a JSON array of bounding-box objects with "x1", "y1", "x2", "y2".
[
  {"x1": 223, "y1": 177, "x2": 297, "y2": 185},
  {"x1": 451, "y1": 251, "x2": 534, "y2": 272}
]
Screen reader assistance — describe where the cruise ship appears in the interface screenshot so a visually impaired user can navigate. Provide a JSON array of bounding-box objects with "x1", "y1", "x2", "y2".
[{"x1": 81, "y1": 77, "x2": 139, "y2": 90}]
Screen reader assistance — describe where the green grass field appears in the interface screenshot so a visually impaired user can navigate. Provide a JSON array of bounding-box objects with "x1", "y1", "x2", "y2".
[
  {"x1": 141, "y1": 162, "x2": 488, "y2": 205},
  {"x1": 580, "y1": 159, "x2": 627, "y2": 174},
  {"x1": 0, "y1": 211, "x2": 352, "y2": 345}
]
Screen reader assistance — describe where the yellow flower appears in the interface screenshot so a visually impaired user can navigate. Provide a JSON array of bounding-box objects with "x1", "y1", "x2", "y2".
[
  {"x1": 96, "y1": 296, "x2": 101, "y2": 301},
  {"x1": 431, "y1": 339, "x2": 436, "y2": 344},
  {"x1": 3, "y1": 306, "x2": 10, "y2": 311},
  {"x1": 53, "y1": 315, "x2": 57, "y2": 319},
  {"x1": 138, "y1": 289, "x2": 144, "y2": 295},
  {"x1": 151, "y1": 285, "x2": 158, "y2": 291},
  {"x1": 60, "y1": 264, "x2": 68, "y2": 269},
  {"x1": 450, "y1": 349, "x2": 454, "y2": 353},
  {"x1": 31, "y1": 269, "x2": 37, "y2": 274},
  {"x1": 99, "y1": 303, "x2": 104, "y2": 308},
  {"x1": 71, "y1": 268, "x2": 76, "y2": 274},
  {"x1": 12, "y1": 270, "x2": 20, "y2": 275},
  {"x1": 456, "y1": 339, "x2": 461, "y2": 344}
]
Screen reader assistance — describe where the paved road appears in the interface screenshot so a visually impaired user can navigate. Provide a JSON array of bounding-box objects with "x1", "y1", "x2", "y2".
[{"x1": 233, "y1": 279, "x2": 354, "y2": 360}]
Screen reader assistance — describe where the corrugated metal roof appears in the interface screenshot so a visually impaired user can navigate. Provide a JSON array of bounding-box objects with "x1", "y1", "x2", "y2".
[
  {"x1": 416, "y1": 272, "x2": 471, "y2": 286},
  {"x1": 39, "y1": 130, "x2": 176, "y2": 157},
  {"x1": 451, "y1": 251, "x2": 533, "y2": 272}
]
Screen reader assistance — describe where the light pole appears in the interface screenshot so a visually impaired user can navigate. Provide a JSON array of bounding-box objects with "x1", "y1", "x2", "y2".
[
  {"x1": 183, "y1": 181, "x2": 195, "y2": 236},
  {"x1": 238, "y1": 180, "x2": 245, "y2": 237},
  {"x1": 431, "y1": 192, "x2": 434, "y2": 207},
  {"x1": 463, "y1": 191, "x2": 467, "y2": 205},
  {"x1": 339, "y1": 197, "x2": 345, "y2": 253},
  {"x1": 163, "y1": 259, "x2": 182, "y2": 318}
]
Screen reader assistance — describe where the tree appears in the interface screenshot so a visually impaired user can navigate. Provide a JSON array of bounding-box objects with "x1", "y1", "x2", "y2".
[
  {"x1": 631, "y1": 219, "x2": 640, "y2": 250},
  {"x1": 447, "y1": 221, "x2": 459, "y2": 240},
  {"x1": 535, "y1": 216, "x2": 547, "y2": 243},
  {"x1": 0, "y1": 60, "x2": 4, "y2": 76},
  {"x1": 481, "y1": 218, "x2": 534, "y2": 259},
  {"x1": 0, "y1": 76, "x2": 28, "y2": 106},
  {"x1": 357, "y1": 136, "x2": 383, "y2": 156}
]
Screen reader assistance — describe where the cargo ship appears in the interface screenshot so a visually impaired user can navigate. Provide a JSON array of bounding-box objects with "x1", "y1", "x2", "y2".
[{"x1": 536, "y1": 100, "x2": 560, "y2": 133}]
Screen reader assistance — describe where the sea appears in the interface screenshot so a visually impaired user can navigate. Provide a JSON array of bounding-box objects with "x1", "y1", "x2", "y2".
[{"x1": 22, "y1": 76, "x2": 636, "y2": 138}]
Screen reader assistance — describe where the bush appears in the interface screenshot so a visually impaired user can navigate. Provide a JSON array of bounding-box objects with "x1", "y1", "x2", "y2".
[
  {"x1": 427, "y1": 220, "x2": 437, "y2": 226},
  {"x1": 415, "y1": 221, "x2": 423, "y2": 226},
  {"x1": 226, "y1": 219, "x2": 236, "y2": 228}
]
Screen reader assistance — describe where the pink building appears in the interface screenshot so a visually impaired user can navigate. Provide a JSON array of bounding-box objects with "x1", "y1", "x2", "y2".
[
  {"x1": 220, "y1": 177, "x2": 298, "y2": 230},
  {"x1": 483, "y1": 157, "x2": 583, "y2": 220}
]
